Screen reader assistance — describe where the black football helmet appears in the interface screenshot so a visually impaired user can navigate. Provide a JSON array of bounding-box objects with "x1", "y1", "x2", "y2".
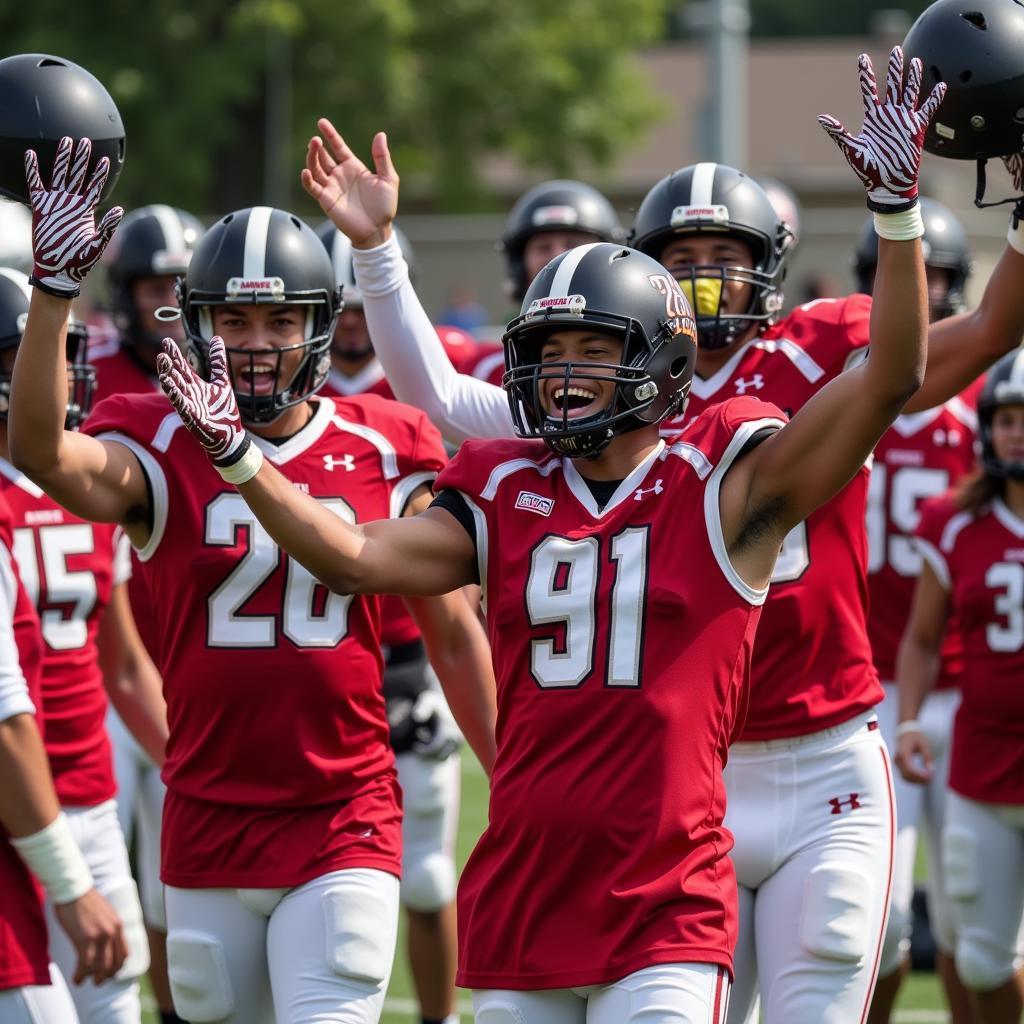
[
  {"x1": 501, "y1": 181, "x2": 622, "y2": 303},
  {"x1": 903, "y1": 0, "x2": 1024, "y2": 161},
  {"x1": 0, "y1": 54, "x2": 125, "y2": 206},
  {"x1": 106, "y1": 205, "x2": 204, "y2": 346},
  {"x1": 178, "y1": 207, "x2": 341, "y2": 424},
  {"x1": 628, "y1": 163, "x2": 792, "y2": 351},
  {"x1": 852, "y1": 197, "x2": 972, "y2": 320},
  {"x1": 503, "y1": 243, "x2": 698, "y2": 458},
  {"x1": 0, "y1": 267, "x2": 94, "y2": 427},
  {"x1": 314, "y1": 221, "x2": 415, "y2": 311},
  {"x1": 978, "y1": 347, "x2": 1024, "y2": 479}
]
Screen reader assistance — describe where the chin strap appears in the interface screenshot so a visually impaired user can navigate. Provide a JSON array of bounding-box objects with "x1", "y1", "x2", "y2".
[{"x1": 974, "y1": 158, "x2": 1024, "y2": 227}]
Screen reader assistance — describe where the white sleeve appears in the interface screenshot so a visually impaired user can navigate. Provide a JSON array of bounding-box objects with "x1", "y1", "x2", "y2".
[
  {"x1": 0, "y1": 546, "x2": 35, "y2": 723},
  {"x1": 353, "y1": 235, "x2": 515, "y2": 444}
]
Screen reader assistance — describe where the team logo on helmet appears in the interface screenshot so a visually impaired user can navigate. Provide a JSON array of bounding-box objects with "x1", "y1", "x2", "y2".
[
  {"x1": 670, "y1": 204, "x2": 730, "y2": 226},
  {"x1": 226, "y1": 276, "x2": 286, "y2": 298},
  {"x1": 526, "y1": 294, "x2": 587, "y2": 316}
]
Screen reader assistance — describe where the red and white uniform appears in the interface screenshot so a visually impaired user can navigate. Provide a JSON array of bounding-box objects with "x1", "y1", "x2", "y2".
[
  {"x1": 87, "y1": 330, "x2": 158, "y2": 406},
  {"x1": 916, "y1": 496, "x2": 1024, "y2": 805},
  {"x1": 0, "y1": 461, "x2": 125, "y2": 808},
  {"x1": 467, "y1": 340, "x2": 505, "y2": 388},
  {"x1": 867, "y1": 395, "x2": 979, "y2": 972},
  {"x1": 915, "y1": 495, "x2": 1024, "y2": 991},
  {"x1": 84, "y1": 392, "x2": 446, "y2": 889},
  {"x1": 0, "y1": 490, "x2": 49, "y2": 992},
  {"x1": 436, "y1": 397, "x2": 785, "y2": 992}
]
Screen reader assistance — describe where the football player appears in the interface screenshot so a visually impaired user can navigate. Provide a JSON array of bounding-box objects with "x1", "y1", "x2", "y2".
[
  {"x1": 11, "y1": 138, "x2": 497, "y2": 1024},
  {"x1": 297, "y1": 47, "x2": 1024, "y2": 1021},
  {"x1": 0, "y1": 484, "x2": 127, "y2": 1023},
  {"x1": 855, "y1": 199, "x2": 979, "y2": 1024},
  {"x1": 897, "y1": 347, "x2": 1024, "y2": 1023},
  {"x1": 317, "y1": 222, "x2": 469, "y2": 1024},
  {"x1": 0, "y1": 267, "x2": 165, "y2": 1024},
  {"x1": 151, "y1": 50, "x2": 938, "y2": 1020}
]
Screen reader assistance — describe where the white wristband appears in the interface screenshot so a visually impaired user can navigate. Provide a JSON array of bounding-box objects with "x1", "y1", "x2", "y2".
[
  {"x1": 873, "y1": 205, "x2": 925, "y2": 242},
  {"x1": 10, "y1": 812, "x2": 93, "y2": 904},
  {"x1": 894, "y1": 719, "x2": 923, "y2": 739},
  {"x1": 216, "y1": 441, "x2": 264, "y2": 485},
  {"x1": 1008, "y1": 216, "x2": 1024, "y2": 256}
]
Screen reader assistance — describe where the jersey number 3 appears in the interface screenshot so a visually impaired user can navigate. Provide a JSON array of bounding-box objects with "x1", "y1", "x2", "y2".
[{"x1": 525, "y1": 528, "x2": 649, "y2": 689}]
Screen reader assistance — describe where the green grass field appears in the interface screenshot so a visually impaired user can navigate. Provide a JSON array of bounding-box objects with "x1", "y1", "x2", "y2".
[{"x1": 141, "y1": 753, "x2": 953, "y2": 1023}]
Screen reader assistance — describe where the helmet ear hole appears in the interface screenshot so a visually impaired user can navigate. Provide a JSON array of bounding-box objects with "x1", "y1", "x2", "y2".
[{"x1": 670, "y1": 357, "x2": 689, "y2": 379}]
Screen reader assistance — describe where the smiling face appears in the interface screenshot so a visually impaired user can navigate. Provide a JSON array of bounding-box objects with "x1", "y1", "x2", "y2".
[
  {"x1": 537, "y1": 329, "x2": 624, "y2": 421},
  {"x1": 211, "y1": 303, "x2": 308, "y2": 397}
]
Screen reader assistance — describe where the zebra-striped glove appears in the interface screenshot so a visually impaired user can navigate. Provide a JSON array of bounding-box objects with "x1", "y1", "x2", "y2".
[
  {"x1": 818, "y1": 47, "x2": 946, "y2": 213},
  {"x1": 24, "y1": 137, "x2": 123, "y2": 298}
]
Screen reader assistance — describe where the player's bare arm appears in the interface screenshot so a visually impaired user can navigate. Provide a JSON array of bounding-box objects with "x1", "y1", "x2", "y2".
[
  {"x1": 723, "y1": 47, "x2": 941, "y2": 588},
  {"x1": 906, "y1": 156, "x2": 1024, "y2": 412},
  {"x1": 97, "y1": 582, "x2": 168, "y2": 766},
  {"x1": 8, "y1": 139, "x2": 150, "y2": 542},
  {"x1": 158, "y1": 337, "x2": 478, "y2": 595},
  {"x1": 401, "y1": 487, "x2": 498, "y2": 775},
  {"x1": 893, "y1": 560, "x2": 949, "y2": 784}
]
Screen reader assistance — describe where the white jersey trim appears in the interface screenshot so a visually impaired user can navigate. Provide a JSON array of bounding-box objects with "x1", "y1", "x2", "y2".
[
  {"x1": 690, "y1": 340, "x2": 758, "y2": 401},
  {"x1": 112, "y1": 530, "x2": 133, "y2": 586},
  {"x1": 914, "y1": 536, "x2": 951, "y2": 591},
  {"x1": 888, "y1": 406, "x2": 944, "y2": 438},
  {"x1": 561, "y1": 440, "x2": 667, "y2": 519},
  {"x1": 249, "y1": 396, "x2": 336, "y2": 465},
  {"x1": 661, "y1": 439, "x2": 713, "y2": 479},
  {"x1": 945, "y1": 395, "x2": 979, "y2": 432},
  {"x1": 480, "y1": 455, "x2": 560, "y2": 502},
  {"x1": 390, "y1": 470, "x2": 438, "y2": 521},
  {"x1": 992, "y1": 498, "x2": 1024, "y2": 539},
  {"x1": 0, "y1": 457, "x2": 45, "y2": 498},
  {"x1": 752, "y1": 337, "x2": 826, "y2": 384},
  {"x1": 703, "y1": 416, "x2": 786, "y2": 606},
  {"x1": 328, "y1": 411, "x2": 401, "y2": 480},
  {"x1": 0, "y1": 543, "x2": 34, "y2": 724},
  {"x1": 939, "y1": 509, "x2": 974, "y2": 553},
  {"x1": 95, "y1": 433, "x2": 169, "y2": 563},
  {"x1": 457, "y1": 491, "x2": 489, "y2": 613},
  {"x1": 153, "y1": 411, "x2": 187, "y2": 453},
  {"x1": 472, "y1": 350, "x2": 505, "y2": 382},
  {"x1": 325, "y1": 360, "x2": 386, "y2": 397}
]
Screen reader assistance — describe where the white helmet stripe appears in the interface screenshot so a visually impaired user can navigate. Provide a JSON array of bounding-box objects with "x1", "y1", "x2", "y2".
[
  {"x1": 0, "y1": 267, "x2": 31, "y2": 301},
  {"x1": 243, "y1": 207, "x2": 273, "y2": 280},
  {"x1": 149, "y1": 204, "x2": 185, "y2": 254},
  {"x1": 1009, "y1": 348, "x2": 1024, "y2": 388},
  {"x1": 547, "y1": 242, "x2": 602, "y2": 298},
  {"x1": 690, "y1": 163, "x2": 718, "y2": 207},
  {"x1": 330, "y1": 229, "x2": 354, "y2": 286}
]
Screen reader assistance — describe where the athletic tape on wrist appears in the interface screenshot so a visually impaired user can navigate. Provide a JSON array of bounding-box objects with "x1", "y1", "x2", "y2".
[
  {"x1": 873, "y1": 204, "x2": 925, "y2": 241},
  {"x1": 894, "y1": 719, "x2": 923, "y2": 738},
  {"x1": 216, "y1": 439, "x2": 264, "y2": 485},
  {"x1": 10, "y1": 812, "x2": 93, "y2": 904}
]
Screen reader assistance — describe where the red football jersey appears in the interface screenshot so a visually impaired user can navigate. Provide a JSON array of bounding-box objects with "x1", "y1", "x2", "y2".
[
  {"x1": 0, "y1": 491, "x2": 49, "y2": 990},
  {"x1": 437, "y1": 397, "x2": 786, "y2": 989},
  {"x1": 87, "y1": 333, "x2": 159, "y2": 406},
  {"x1": 85, "y1": 392, "x2": 447, "y2": 887},
  {"x1": 467, "y1": 340, "x2": 505, "y2": 387},
  {"x1": 867, "y1": 397, "x2": 978, "y2": 685},
  {"x1": 915, "y1": 496, "x2": 1024, "y2": 804},
  {"x1": 663, "y1": 295, "x2": 882, "y2": 739},
  {"x1": 0, "y1": 460, "x2": 124, "y2": 807}
]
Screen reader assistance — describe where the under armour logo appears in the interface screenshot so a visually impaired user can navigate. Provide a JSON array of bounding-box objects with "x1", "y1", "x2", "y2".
[
  {"x1": 323, "y1": 454, "x2": 356, "y2": 472},
  {"x1": 734, "y1": 375, "x2": 764, "y2": 394},
  {"x1": 828, "y1": 793, "x2": 861, "y2": 814},
  {"x1": 634, "y1": 479, "x2": 664, "y2": 500}
]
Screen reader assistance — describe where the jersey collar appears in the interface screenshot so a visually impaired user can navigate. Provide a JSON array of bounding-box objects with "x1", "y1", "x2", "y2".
[
  {"x1": 561, "y1": 440, "x2": 666, "y2": 519},
  {"x1": 250, "y1": 396, "x2": 336, "y2": 465}
]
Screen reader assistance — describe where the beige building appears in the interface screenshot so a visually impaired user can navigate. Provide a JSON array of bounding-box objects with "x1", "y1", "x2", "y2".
[{"x1": 403, "y1": 37, "x2": 1011, "y2": 329}]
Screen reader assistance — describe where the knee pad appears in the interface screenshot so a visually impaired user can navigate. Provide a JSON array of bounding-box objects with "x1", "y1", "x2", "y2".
[
  {"x1": 398, "y1": 752, "x2": 456, "y2": 817},
  {"x1": 104, "y1": 877, "x2": 151, "y2": 980},
  {"x1": 322, "y1": 879, "x2": 396, "y2": 986},
  {"x1": 877, "y1": 898, "x2": 912, "y2": 977},
  {"x1": 943, "y1": 827, "x2": 979, "y2": 901},
  {"x1": 799, "y1": 863, "x2": 873, "y2": 963},
  {"x1": 167, "y1": 930, "x2": 235, "y2": 1022},
  {"x1": 401, "y1": 850, "x2": 456, "y2": 913},
  {"x1": 956, "y1": 930, "x2": 1017, "y2": 992}
]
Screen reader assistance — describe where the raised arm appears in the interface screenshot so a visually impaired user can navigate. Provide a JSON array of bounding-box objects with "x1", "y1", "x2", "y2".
[
  {"x1": 722, "y1": 48, "x2": 942, "y2": 587},
  {"x1": 907, "y1": 158, "x2": 1024, "y2": 412},
  {"x1": 302, "y1": 120, "x2": 514, "y2": 443},
  {"x1": 157, "y1": 338, "x2": 478, "y2": 596},
  {"x1": 9, "y1": 139, "x2": 150, "y2": 539}
]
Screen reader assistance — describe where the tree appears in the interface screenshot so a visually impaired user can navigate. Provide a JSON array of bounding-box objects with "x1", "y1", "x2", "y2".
[{"x1": 1, "y1": 0, "x2": 667, "y2": 214}]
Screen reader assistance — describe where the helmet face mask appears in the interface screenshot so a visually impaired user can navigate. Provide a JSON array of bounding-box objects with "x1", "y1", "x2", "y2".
[
  {"x1": 629, "y1": 165, "x2": 791, "y2": 352},
  {"x1": 979, "y1": 349, "x2": 1024, "y2": 480},
  {"x1": 179, "y1": 207, "x2": 341, "y2": 425},
  {"x1": 0, "y1": 267, "x2": 94, "y2": 428},
  {"x1": 502, "y1": 243, "x2": 698, "y2": 458}
]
